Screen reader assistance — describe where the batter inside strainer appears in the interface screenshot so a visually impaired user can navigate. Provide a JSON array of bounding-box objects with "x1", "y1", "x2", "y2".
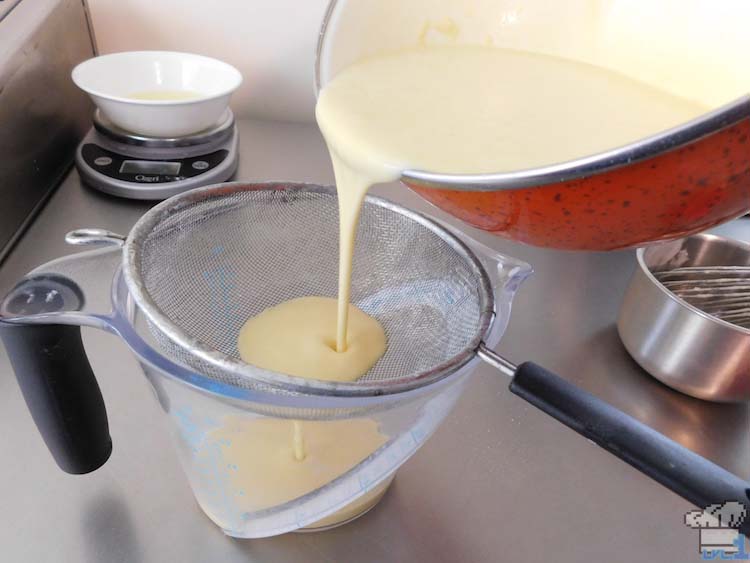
[{"x1": 237, "y1": 296, "x2": 386, "y2": 382}]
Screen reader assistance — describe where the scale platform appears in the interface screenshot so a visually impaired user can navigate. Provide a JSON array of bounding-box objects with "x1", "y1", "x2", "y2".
[{"x1": 75, "y1": 109, "x2": 239, "y2": 200}]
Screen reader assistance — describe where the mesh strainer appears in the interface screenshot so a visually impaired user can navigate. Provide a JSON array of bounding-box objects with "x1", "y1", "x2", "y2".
[{"x1": 123, "y1": 182, "x2": 495, "y2": 396}]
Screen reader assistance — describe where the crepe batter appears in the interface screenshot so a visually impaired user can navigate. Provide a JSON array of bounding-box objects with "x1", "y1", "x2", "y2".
[
  {"x1": 219, "y1": 44, "x2": 707, "y2": 531},
  {"x1": 201, "y1": 417, "x2": 391, "y2": 529}
]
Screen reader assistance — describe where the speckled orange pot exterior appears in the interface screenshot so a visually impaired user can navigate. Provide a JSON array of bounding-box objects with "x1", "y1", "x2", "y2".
[{"x1": 408, "y1": 120, "x2": 750, "y2": 250}]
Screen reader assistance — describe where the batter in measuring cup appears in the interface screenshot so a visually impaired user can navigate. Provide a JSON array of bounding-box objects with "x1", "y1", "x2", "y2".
[{"x1": 198, "y1": 298, "x2": 388, "y2": 530}]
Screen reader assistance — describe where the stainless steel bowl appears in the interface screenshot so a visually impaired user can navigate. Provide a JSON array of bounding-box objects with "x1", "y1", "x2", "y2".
[{"x1": 618, "y1": 233, "x2": 750, "y2": 402}]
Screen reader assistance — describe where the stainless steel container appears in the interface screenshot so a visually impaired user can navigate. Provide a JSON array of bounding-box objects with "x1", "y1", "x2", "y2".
[{"x1": 618, "y1": 233, "x2": 750, "y2": 402}]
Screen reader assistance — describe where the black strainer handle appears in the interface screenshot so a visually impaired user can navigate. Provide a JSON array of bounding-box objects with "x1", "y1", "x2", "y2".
[
  {"x1": 509, "y1": 360, "x2": 750, "y2": 535},
  {"x1": 0, "y1": 322, "x2": 111, "y2": 474}
]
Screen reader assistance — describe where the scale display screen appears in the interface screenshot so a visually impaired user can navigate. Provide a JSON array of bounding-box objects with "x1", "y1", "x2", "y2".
[{"x1": 119, "y1": 160, "x2": 181, "y2": 175}]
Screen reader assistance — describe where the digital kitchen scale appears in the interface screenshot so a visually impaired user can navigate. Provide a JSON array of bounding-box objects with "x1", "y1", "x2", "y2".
[{"x1": 75, "y1": 109, "x2": 239, "y2": 200}]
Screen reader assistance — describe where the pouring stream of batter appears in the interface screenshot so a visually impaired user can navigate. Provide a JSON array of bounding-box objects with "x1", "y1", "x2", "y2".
[{"x1": 225, "y1": 44, "x2": 706, "y2": 521}]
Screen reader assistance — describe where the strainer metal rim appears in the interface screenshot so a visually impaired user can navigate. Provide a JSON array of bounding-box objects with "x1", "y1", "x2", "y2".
[{"x1": 122, "y1": 181, "x2": 495, "y2": 397}]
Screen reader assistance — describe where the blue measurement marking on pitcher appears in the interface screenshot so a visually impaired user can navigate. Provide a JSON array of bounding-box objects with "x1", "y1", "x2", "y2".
[
  {"x1": 358, "y1": 281, "x2": 462, "y2": 315},
  {"x1": 202, "y1": 245, "x2": 242, "y2": 333},
  {"x1": 289, "y1": 398, "x2": 451, "y2": 528},
  {"x1": 173, "y1": 405, "x2": 242, "y2": 531}
]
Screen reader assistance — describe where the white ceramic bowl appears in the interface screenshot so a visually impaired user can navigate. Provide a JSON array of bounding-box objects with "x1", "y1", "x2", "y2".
[{"x1": 72, "y1": 51, "x2": 242, "y2": 138}]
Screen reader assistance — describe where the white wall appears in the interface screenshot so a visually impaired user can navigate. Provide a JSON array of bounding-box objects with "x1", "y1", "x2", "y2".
[{"x1": 86, "y1": 0, "x2": 330, "y2": 123}]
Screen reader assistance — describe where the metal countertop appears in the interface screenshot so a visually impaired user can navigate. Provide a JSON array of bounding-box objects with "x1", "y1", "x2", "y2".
[{"x1": 0, "y1": 118, "x2": 747, "y2": 563}]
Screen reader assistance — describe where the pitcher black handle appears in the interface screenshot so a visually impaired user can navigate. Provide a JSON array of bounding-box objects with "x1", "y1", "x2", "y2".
[
  {"x1": 510, "y1": 361, "x2": 750, "y2": 536},
  {"x1": 0, "y1": 323, "x2": 111, "y2": 474}
]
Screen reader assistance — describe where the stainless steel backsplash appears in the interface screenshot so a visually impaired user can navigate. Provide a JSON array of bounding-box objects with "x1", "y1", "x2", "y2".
[{"x1": 0, "y1": 0, "x2": 96, "y2": 262}]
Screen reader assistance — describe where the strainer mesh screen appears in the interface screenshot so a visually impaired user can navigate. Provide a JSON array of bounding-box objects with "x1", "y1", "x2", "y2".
[{"x1": 134, "y1": 185, "x2": 489, "y2": 390}]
